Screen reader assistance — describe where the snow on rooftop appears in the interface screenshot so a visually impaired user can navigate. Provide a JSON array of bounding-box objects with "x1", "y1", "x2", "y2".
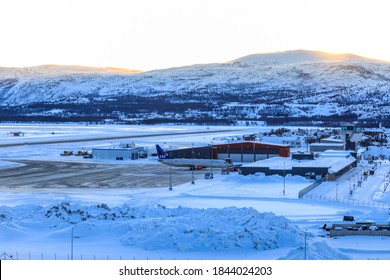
[
  {"x1": 310, "y1": 143, "x2": 344, "y2": 147},
  {"x1": 244, "y1": 153, "x2": 356, "y2": 174},
  {"x1": 259, "y1": 136, "x2": 302, "y2": 145},
  {"x1": 319, "y1": 138, "x2": 343, "y2": 143}
]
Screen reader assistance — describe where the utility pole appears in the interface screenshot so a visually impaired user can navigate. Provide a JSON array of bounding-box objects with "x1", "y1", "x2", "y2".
[
  {"x1": 349, "y1": 178, "x2": 352, "y2": 195},
  {"x1": 71, "y1": 224, "x2": 77, "y2": 260},
  {"x1": 191, "y1": 143, "x2": 195, "y2": 184},
  {"x1": 253, "y1": 142, "x2": 256, "y2": 162},
  {"x1": 304, "y1": 229, "x2": 308, "y2": 260},
  {"x1": 283, "y1": 160, "x2": 286, "y2": 196},
  {"x1": 169, "y1": 146, "x2": 173, "y2": 190},
  {"x1": 210, "y1": 141, "x2": 213, "y2": 178}
]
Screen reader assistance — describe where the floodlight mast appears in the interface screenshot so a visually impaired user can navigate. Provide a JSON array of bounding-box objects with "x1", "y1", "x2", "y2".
[
  {"x1": 70, "y1": 224, "x2": 77, "y2": 260},
  {"x1": 283, "y1": 160, "x2": 286, "y2": 196},
  {"x1": 169, "y1": 146, "x2": 173, "y2": 191},
  {"x1": 192, "y1": 143, "x2": 195, "y2": 184}
]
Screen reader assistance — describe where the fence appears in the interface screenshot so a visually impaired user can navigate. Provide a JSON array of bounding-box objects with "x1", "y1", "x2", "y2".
[
  {"x1": 298, "y1": 178, "x2": 325, "y2": 198},
  {"x1": 0, "y1": 251, "x2": 193, "y2": 260},
  {"x1": 302, "y1": 193, "x2": 390, "y2": 209}
]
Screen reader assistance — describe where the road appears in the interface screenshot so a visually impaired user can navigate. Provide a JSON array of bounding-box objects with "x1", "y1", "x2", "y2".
[
  {"x1": 303, "y1": 161, "x2": 390, "y2": 208},
  {"x1": 0, "y1": 160, "x2": 210, "y2": 192}
]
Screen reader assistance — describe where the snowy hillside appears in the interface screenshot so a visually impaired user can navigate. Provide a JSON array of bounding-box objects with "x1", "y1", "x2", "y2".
[
  {"x1": 1, "y1": 50, "x2": 390, "y2": 125},
  {"x1": 230, "y1": 50, "x2": 372, "y2": 65}
]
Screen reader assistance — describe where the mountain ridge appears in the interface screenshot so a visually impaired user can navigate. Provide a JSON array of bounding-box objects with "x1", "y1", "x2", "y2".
[
  {"x1": 231, "y1": 50, "x2": 373, "y2": 65},
  {"x1": 0, "y1": 50, "x2": 389, "y2": 126}
]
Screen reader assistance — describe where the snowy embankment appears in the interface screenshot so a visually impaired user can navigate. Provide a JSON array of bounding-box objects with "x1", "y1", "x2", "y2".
[
  {"x1": 0, "y1": 171, "x2": 356, "y2": 260},
  {"x1": 0, "y1": 203, "x2": 304, "y2": 256},
  {"x1": 0, "y1": 201, "x2": 353, "y2": 260}
]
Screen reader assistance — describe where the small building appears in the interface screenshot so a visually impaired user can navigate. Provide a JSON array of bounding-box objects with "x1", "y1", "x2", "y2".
[
  {"x1": 310, "y1": 142, "x2": 344, "y2": 152},
  {"x1": 119, "y1": 141, "x2": 136, "y2": 148},
  {"x1": 320, "y1": 138, "x2": 344, "y2": 144},
  {"x1": 291, "y1": 151, "x2": 317, "y2": 160},
  {"x1": 92, "y1": 147, "x2": 144, "y2": 160},
  {"x1": 240, "y1": 151, "x2": 356, "y2": 180},
  {"x1": 362, "y1": 128, "x2": 385, "y2": 137},
  {"x1": 259, "y1": 136, "x2": 303, "y2": 148}
]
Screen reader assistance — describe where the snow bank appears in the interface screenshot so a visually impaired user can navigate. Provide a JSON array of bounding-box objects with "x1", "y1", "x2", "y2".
[
  {"x1": 0, "y1": 203, "x2": 305, "y2": 253},
  {"x1": 121, "y1": 206, "x2": 304, "y2": 252},
  {"x1": 280, "y1": 241, "x2": 351, "y2": 260}
]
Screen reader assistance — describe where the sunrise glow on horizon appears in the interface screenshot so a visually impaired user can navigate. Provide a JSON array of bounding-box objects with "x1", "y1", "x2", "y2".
[{"x1": 1, "y1": 0, "x2": 390, "y2": 71}]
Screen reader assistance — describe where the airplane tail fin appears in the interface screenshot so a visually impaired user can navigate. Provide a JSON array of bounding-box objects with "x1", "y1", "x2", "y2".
[{"x1": 156, "y1": 145, "x2": 170, "y2": 159}]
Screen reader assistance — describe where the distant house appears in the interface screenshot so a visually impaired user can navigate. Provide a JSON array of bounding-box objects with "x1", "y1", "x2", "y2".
[
  {"x1": 119, "y1": 142, "x2": 135, "y2": 148},
  {"x1": 310, "y1": 142, "x2": 344, "y2": 152},
  {"x1": 258, "y1": 136, "x2": 303, "y2": 148},
  {"x1": 309, "y1": 137, "x2": 344, "y2": 152},
  {"x1": 362, "y1": 128, "x2": 385, "y2": 137}
]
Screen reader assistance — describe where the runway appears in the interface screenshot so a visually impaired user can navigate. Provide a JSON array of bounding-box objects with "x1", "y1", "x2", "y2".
[
  {"x1": 0, "y1": 128, "x2": 234, "y2": 148},
  {"x1": 0, "y1": 160, "x2": 209, "y2": 192}
]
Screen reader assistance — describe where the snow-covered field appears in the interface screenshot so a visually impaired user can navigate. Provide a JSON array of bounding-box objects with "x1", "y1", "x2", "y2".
[{"x1": 0, "y1": 123, "x2": 390, "y2": 260}]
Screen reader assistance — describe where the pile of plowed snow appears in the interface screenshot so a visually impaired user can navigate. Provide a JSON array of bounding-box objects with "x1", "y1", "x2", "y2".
[{"x1": 1, "y1": 203, "x2": 305, "y2": 252}]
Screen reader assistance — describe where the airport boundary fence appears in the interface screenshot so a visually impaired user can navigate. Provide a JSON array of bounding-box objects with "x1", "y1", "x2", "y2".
[
  {"x1": 302, "y1": 193, "x2": 390, "y2": 210},
  {"x1": 0, "y1": 250, "x2": 189, "y2": 260}
]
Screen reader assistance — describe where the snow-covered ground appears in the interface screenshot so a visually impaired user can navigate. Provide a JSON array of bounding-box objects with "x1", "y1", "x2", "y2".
[{"x1": 0, "y1": 123, "x2": 390, "y2": 260}]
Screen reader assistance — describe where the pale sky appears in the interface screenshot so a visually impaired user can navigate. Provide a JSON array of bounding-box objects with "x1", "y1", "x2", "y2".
[{"x1": 1, "y1": 0, "x2": 390, "y2": 71}]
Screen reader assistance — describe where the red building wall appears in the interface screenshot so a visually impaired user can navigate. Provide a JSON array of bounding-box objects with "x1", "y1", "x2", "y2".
[{"x1": 213, "y1": 142, "x2": 290, "y2": 161}]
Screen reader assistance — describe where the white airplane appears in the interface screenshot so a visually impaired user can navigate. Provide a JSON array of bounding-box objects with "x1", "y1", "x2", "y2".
[{"x1": 156, "y1": 145, "x2": 232, "y2": 169}]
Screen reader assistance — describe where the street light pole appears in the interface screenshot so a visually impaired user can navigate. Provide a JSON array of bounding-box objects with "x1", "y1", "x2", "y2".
[
  {"x1": 304, "y1": 229, "x2": 307, "y2": 260},
  {"x1": 349, "y1": 178, "x2": 352, "y2": 195},
  {"x1": 191, "y1": 143, "x2": 195, "y2": 184},
  {"x1": 71, "y1": 224, "x2": 76, "y2": 260},
  {"x1": 283, "y1": 160, "x2": 286, "y2": 196},
  {"x1": 169, "y1": 146, "x2": 173, "y2": 190},
  {"x1": 210, "y1": 141, "x2": 213, "y2": 178}
]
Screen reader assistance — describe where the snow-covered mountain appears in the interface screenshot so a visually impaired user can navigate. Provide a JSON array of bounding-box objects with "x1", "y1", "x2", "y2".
[{"x1": 1, "y1": 50, "x2": 390, "y2": 125}]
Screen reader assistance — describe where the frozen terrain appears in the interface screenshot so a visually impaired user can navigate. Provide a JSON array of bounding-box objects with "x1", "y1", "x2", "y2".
[{"x1": 0, "y1": 123, "x2": 389, "y2": 260}]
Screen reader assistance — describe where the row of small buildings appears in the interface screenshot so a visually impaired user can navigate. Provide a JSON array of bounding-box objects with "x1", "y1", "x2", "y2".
[
  {"x1": 164, "y1": 140, "x2": 357, "y2": 181},
  {"x1": 90, "y1": 123, "x2": 362, "y2": 181},
  {"x1": 90, "y1": 140, "x2": 356, "y2": 181}
]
